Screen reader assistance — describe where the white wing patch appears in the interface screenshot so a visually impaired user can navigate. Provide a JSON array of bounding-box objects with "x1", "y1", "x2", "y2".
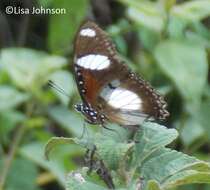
[
  {"x1": 101, "y1": 86, "x2": 142, "y2": 110},
  {"x1": 76, "y1": 54, "x2": 110, "y2": 70},
  {"x1": 80, "y1": 28, "x2": 96, "y2": 37}
]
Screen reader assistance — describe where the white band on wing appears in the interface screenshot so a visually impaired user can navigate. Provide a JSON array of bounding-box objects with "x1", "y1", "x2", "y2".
[
  {"x1": 76, "y1": 54, "x2": 110, "y2": 70},
  {"x1": 80, "y1": 28, "x2": 96, "y2": 37}
]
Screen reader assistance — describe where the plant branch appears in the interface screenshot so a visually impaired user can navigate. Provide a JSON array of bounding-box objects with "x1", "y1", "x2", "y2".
[
  {"x1": 0, "y1": 125, "x2": 26, "y2": 190},
  {"x1": 0, "y1": 101, "x2": 35, "y2": 190}
]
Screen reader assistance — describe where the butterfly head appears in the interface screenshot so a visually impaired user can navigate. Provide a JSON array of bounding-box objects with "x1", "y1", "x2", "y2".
[
  {"x1": 74, "y1": 103, "x2": 106, "y2": 125},
  {"x1": 74, "y1": 103, "x2": 84, "y2": 113}
]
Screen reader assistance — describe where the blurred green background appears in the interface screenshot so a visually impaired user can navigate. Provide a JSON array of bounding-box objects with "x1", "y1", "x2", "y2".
[{"x1": 0, "y1": 0, "x2": 210, "y2": 190}]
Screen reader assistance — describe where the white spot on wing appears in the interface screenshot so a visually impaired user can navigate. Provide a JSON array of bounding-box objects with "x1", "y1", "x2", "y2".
[
  {"x1": 76, "y1": 54, "x2": 110, "y2": 70},
  {"x1": 101, "y1": 86, "x2": 142, "y2": 110},
  {"x1": 80, "y1": 28, "x2": 96, "y2": 37}
]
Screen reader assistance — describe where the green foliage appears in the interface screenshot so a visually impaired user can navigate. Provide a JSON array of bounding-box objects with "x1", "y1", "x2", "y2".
[
  {"x1": 134, "y1": 122, "x2": 178, "y2": 165},
  {"x1": 171, "y1": 0, "x2": 210, "y2": 22},
  {"x1": 46, "y1": 122, "x2": 210, "y2": 190},
  {"x1": 0, "y1": 158, "x2": 39, "y2": 190},
  {"x1": 180, "y1": 117, "x2": 205, "y2": 147},
  {"x1": 1, "y1": 48, "x2": 67, "y2": 90},
  {"x1": 48, "y1": 0, "x2": 88, "y2": 54},
  {"x1": 45, "y1": 137, "x2": 76, "y2": 160},
  {"x1": 0, "y1": 0, "x2": 210, "y2": 190},
  {"x1": 95, "y1": 136, "x2": 134, "y2": 170},
  {"x1": 48, "y1": 105, "x2": 94, "y2": 137},
  {"x1": 49, "y1": 71, "x2": 75, "y2": 105},
  {"x1": 119, "y1": 0, "x2": 166, "y2": 32},
  {"x1": 0, "y1": 86, "x2": 29, "y2": 111},
  {"x1": 66, "y1": 170, "x2": 107, "y2": 190},
  {"x1": 154, "y1": 40, "x2": 208, "y2": 111},
  {"x1": 0, "y1": 111, "x2": 26, "y2": 145},
  {"x1": 20, "y1": 142, "x2": 69, "y2": 185}
]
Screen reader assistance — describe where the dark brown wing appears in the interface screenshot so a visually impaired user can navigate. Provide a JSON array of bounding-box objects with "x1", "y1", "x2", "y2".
[
  {"x1": 73, "y1": 21, "x2": 169, "y2": 125},
  {"x1": 73, "y1": 20, "x2": 120, "y2": 106}
]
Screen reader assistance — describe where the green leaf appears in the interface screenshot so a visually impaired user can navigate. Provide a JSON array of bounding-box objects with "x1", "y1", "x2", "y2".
[
  {"x1": 48, "y1": 105, "x2": 94, "y2": 137},
  {"x1": 162, "y1": 170, "x2": 210, "y2": 189},
  {"x1": 45, "y1": 137, "x2": 76, "y2": 160},
  {"x1": 172, "y1": 0, "x2": 210, "y2": 22},
  {"x1": 0, "y1": 157, "x2": 39, "y2": 190},
  {"x1": 196, "y1": 100, "x2": 210, "y2": 141},
  {"x1": 167, "y1": 16, "x2": 188, "y2": 39},
  {"x1": 0, "y1": 85, "x2": 29, "y2": 111},
  {"x1": 20, "y1": 142, "x2": 69, "y2": 186},
  {"x1": 1, "y1": 48, "x2": 67, "y2": 89},
  {"x1": 138, "y1": 27, "x2": 161, "y2": 50},
  {"x1": 0, "y1": 110, "x2": 26, "y2": 144},
  {"x1": 185, "y1": 31, "x2": 210, "y2": 49},
  {"x1": 154, "y1": 40, "x2": 208, "y2": 111},
  {"x1": 134, "y1": 122, "x2": 178, "y2": 165},
  {"x1": 45, "y1": 135, "x2": 99, "y2": 158},
  {"x1": 141, "y1": 148, "x2": 210, "y2": 189},
  {"x1": 95, "y1": 134, "x2": 134, "y2": 169},
  {"x1": 48, "y1": 0, "x2": 88, "y2": 54},
  {"x1": 146, "y1": 180, "x2": 161, "y2": 190},
  {"x1": 66, "y1": 171, "x2": 107, "y2": 190},
  {"x1": 49, "y1": 70, "x2": 75, "y2": 105},
  {"x1": 180, "y1": 117, "x2": 205, "y2": 147},
  {"x1": 119, "y1": 0, "x2": 166, "y2": 32}
]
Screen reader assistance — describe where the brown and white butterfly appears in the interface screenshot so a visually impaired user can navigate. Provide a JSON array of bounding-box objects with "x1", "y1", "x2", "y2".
[{"x1": 73, "y1": 21, "x2": 169, "y2": 128}]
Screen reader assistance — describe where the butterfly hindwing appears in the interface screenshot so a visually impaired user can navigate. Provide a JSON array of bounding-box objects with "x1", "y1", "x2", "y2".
[{"x1": 97, "y1": 71, "x2": 168, "y2": 125}]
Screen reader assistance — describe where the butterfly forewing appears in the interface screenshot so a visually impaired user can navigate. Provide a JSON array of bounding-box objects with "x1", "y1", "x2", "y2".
[
  {"x1": 74, "y1": 21, "x2": 122, "y2": 105},
  {"x1": 74, "y1": 21, "x2": 116, "y2": 59},
  {"x1": 73, "y1": 21, "x2": 169, "y2": 126}
]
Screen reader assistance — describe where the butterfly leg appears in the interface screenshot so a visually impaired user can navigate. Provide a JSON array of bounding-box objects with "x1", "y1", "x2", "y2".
[
  {"x1": 84, "y1": 145, "x2": 115, "y2": 189},
  {"x1": 96, "y1": 160, "x2": 115, "y2": 189},
  {"x1": 84, "y1": 145, "x2": 96, "y2": 174},
  {"x1": 79, "y1": 121, "x2": 88, "y2": 139},
  {"x1": 101, "y1": 124, "x2": 115, "y2": 131}
]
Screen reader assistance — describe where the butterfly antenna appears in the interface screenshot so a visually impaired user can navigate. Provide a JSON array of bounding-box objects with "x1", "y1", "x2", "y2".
[{"x1": 48, "y1": 80, "x2": 70, "y2": 98}]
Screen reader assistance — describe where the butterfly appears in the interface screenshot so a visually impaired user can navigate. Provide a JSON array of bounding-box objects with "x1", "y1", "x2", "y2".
[{"x1": 73, "y1": 21, "x2": 169, "y2": 128}]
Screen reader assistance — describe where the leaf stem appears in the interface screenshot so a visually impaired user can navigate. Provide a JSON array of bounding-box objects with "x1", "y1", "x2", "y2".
[
  {"x1": 0, "y1": 125, "x2": 26, "y2": 190},
  {"x1": 0, "y1": 101, "x2": 34, "y2": 190}
]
